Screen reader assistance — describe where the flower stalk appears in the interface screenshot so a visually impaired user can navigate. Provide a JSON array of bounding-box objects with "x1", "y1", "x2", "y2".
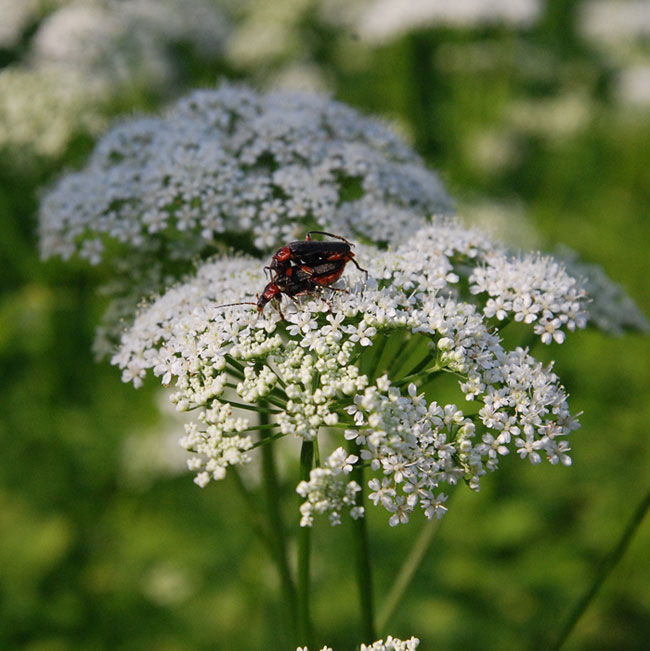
[
  {"x1": 298, "y1": 440, "x2": 315, "y2": 647},
  {"x1": 347, "y1": 438, "x2": 376, "y2": 642},
  {"x1": 259, "y1": 410, "x2": 298, "y2": 643}
]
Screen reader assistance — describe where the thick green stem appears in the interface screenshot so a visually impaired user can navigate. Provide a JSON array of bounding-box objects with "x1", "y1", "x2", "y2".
[
  {"x1": 347, "y1": 439, "x2": 376, "y2": 642},
  {"x1": 259, "y1": 410, "x2": 298, "y2": 645},
  {"x1": 547, "y1": 484, "x2": 650, "y2": 651},
  {"x1": 297, "y1": 440, "x2": 314, "y2": 647}
]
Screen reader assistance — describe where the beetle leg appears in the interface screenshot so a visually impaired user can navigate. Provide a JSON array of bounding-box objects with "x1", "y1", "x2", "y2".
[{"x1": 348, "y1": 255, "x2": 368, "y2": 277}]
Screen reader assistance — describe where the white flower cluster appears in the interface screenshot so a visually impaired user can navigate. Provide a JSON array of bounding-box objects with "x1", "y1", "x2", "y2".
[
  {"x1": 39, "y1": 82, "x2": 453, "y2": 264},
  {"x1": 113, "y1": 221, "x2": 583, "y2": 526},
  {"x1": 296, "y1": 447, "x2": 364, "y2": 526},
  {"x1": 470, "y1": 253, "x2": 587, "y2": 344},
  {"x1": 462, "y1": 207, "x2": 648, "y2": 337},
  {"x1": 39, "y1": 82, "x2": 452, "y2": 353},
  {"x1": 297, "y1": 636, "x2": 420, "y2": 651},
  {"x1": 396, "y1": 219, "x2": 589, "y2": 345},
  {"x1": 559, "y1": 248, "x2": 650, "y2": 336},
  {"x1": 360, "y1": 637, "x2": 420, "y2": 651},
  {"x1": 0, "y1": 0, "x2": 229, "y2": 164}
]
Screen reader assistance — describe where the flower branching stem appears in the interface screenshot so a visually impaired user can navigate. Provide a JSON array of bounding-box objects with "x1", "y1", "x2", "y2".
[{"x1": 222, "y1": 399, "x2": 281, "y2": 414}]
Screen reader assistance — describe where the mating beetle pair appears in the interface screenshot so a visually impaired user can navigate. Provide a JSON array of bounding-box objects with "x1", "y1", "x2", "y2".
[{"x1": 221, "y1": 231, "x2": 366, "y2": 318}]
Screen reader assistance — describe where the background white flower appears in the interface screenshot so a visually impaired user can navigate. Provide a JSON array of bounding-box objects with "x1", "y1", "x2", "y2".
[
  {"x1": 351, "y1": 0, "x2": 542, "y2": 45},
  {"x1": 30, "y1": 0, "x2": 228, "y2": 90},
  {"x1": 39, "y1": 82, "x2": 453, "y2": 263},
  {"x1": 0, "y1": 0, "x2": 229, "y2": 165},
  {"x1": 39, "y1": 82, "x2": 453, "y2": 352}
]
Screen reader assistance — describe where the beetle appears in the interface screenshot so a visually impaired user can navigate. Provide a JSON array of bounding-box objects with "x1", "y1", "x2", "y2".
[
  {"x1": 217, "y1": 267, "x2": 336, "y2": 320},
  {"x1": 216, "y1": 232, "x2": 365, "y2": 319},
  {"x1": 268, "y1": 231, "x2": 367, "y2": 281}
]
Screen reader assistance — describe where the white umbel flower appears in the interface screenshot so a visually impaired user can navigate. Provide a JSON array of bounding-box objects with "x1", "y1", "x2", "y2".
[
  {"x1": 39, "y1": 82, "x2": 453, "y2": 353},
  {"x1": 40, "y1": 83, "x2": 452, "y2": 265},
  {"x1": 114, "y1": 220, "x2": 584, "y2": 525}
]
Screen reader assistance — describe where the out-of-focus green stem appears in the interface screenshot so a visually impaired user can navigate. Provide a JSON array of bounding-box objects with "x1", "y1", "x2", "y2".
[
  {"x1": 297, "y1": 440, "x2": 314, "y2": 647},
  {"x1": 407, "y1": 32, "x2": 439, "y2": 158},
  {"x1": 377, "y1": 516, "x2": 443, "y2": 633},
  {"x1": 259, "y1": 409, "x2": 298, "y2": 645},
  {"x1": 230, "y1": 468, "x2": 274, "y2": 558},
  {"x1": 548, "y1": 484, "x2": 650, "y2": 650},
  {"x1": 347, "y1": 439, "x2": 376, "y2": 642}
]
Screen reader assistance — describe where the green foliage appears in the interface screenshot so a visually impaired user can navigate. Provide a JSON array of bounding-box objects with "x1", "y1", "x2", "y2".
[{"x1": 1, "y1": 2, "x2": 649, "y2": 649}]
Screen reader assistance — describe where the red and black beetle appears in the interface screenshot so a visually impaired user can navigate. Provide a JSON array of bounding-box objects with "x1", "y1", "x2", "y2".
[
  {"x1": 268, "y1": 231, "x2": 367, "y2": 285},
  {"x1": 217, "y1": 231, "x2": 366, "y2": 319},
  {"x1": 218, "y1": 267, "x2": 331, "y2": 320}
]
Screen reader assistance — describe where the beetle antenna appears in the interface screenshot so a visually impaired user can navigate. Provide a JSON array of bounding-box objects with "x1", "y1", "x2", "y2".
[
  {"x1": 215, "y1": 301, "x2": 257, "y2": 309},
  {"x1": 305, "y1": 230, "x2": 354, "y2": 245}
]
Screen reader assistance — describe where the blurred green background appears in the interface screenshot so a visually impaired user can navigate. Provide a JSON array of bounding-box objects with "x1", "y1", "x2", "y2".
[{"x1": 1, "y1": 1, "x2": 649, "y2": 649}]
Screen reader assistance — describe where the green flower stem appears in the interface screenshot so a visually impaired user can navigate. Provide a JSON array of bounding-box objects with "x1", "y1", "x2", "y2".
[
  {"x1": 225, "y1": 355, "x2": 245, "y2": 373},
  {"x1": 297, "y1": 440, "x2": 314, "y2": 647},
  {"x1": 394, "y1": 364, "x2": 444, "y2": 388},
  {"x1": 325, "y1": 421, "x2": 360, "y2": 430},
  {"x1": 225, "y1": 358, "x2": 288, "y2": 402},
  {"x1": 224, "y1": 399, "x2": 281, "y2": 414},
  {"x1": 359, "y1": 331, "x2": 389, "y2": 382},
  {"x1": 224, "y1": 382, "x2": 287, "y2": 413},
  {"x1": 367, "y1": 332, "x2": 389, "y2": 384},
  {"x1": 400, "y1": 342, "x2": 439, "y2": 377},
  {"x1": 387, "y1": 332, "x2": 426, "y2": 380},
  {"x1": 548, "y1": 484, "x2": 650, "y2": 651},
  {"x1": 266, "y1": 360, "x2": 288, "y2": 389},
  {"x1": 377, "y1": 515, "x2": 444, "y2": 633},
  {"x1": 249, "y1": 429, "x2": 286, "y2": 447},
  {"x1": 259, "y1": 408, "x2": 298, "y2": 644},
  {"x1": 263, "y1": 394, "x2": 290, "y2": 410},
  {"x1": 313, "y1": 437, "x2": 320, "y2": 466},
  {"x1": 244, "y1": 422, "x2": 280, "y2": 434},
  {"x1": 347, "y1": 438, "x2": 376, "y2": 642},
  {"x1": 224, "y1": 358, "x2": 245, "y2": 379}
]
